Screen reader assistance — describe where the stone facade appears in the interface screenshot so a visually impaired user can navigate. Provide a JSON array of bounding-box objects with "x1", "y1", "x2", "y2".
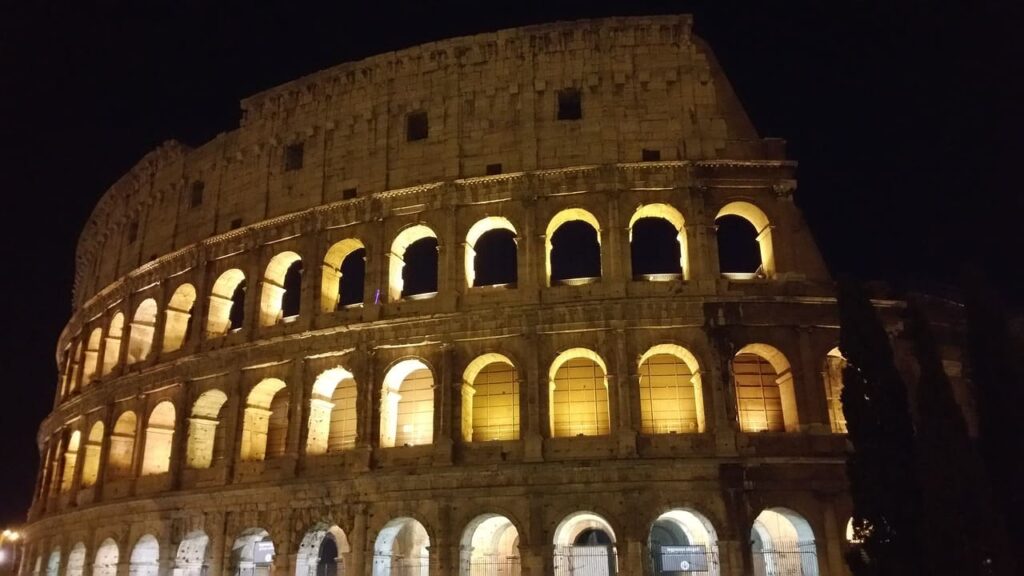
[{"x1": 26, "y1": 15, "x2": 863, "y2": 576}]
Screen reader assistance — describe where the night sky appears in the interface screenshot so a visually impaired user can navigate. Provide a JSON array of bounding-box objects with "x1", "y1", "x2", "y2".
[{"x1": 1, "y1": 1, "x2": 1021, "y2": 527}]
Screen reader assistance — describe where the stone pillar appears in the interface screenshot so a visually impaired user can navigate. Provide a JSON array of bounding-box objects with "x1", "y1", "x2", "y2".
[
  {"x1": 522, "y1": 326, "x2": 543, "y2": 462},
  {"x1": 433, "y1": 344, "x2": 453, "y2": 465},
  {"x1": 169, "y1": 386, "x2": 190, "y2": 489},
  {"x1": 797, "y1": 328, "x2": 829, "y2": 433},
  {"x1": 349, "y1": 505, "x2": 367, "y2": 576},
  {"x1": 612, "y1": 325, "x2": 637, "y2": 457},
  {"x1": 822, "y1": 500, "x2": 846, "y2": 576}
]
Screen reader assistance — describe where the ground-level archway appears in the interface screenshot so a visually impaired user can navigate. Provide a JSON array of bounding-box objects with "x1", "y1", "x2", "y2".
[
  {"x1": 372, "y1": 517, "x2": 429, "y2": 576},
  {"x1": 295, "y1": 524, "x2": 350, "y2": 576},
  {"x1": 232, "y1": 529, "x2": 275, "y2": 576},
  {"x1": 750, "y1": 508, "x2": 819, "y2": 576},
  {"x1": 648, "y1": 509, "x2": 719, "y2": 575},
  {"x1": 459, "y1": 514, "x2": 521, "y2": 576},
  {"x1": 553, "y1": 512, "x2": 617, "y2": 576},
  {"x1": 175, "y1": 531, "x2": 209, "y2": 576}
]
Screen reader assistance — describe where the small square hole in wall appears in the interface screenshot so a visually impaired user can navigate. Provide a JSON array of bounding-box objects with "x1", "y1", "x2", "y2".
[
  {"x1": 230, "y1": 218, "x2": 243, "y2": 230},
  {"x1": 284, "y1": 143, "x2": 304, "y2": 171},
  {"x1": 190, "y1": 181, "x2": 205, "y2": 208},
  {"x1": 127, "y1": 219, "x2": 139, "y2": 244},
  {"x1": 407, "y1": 111, "x2": 429, "y2": 141},
  {"x1": 642, "y1": 149, "x2": 661, "y2": 161},
  {"x1": 485, "y1": 163, "x2": 503, "y2": 175},
  {"x1": 557, "y1": 88, "x2": 582, "y2": 120},
  {"x1": 342, "y1": 187, "x2": 358, "y2": 200}
]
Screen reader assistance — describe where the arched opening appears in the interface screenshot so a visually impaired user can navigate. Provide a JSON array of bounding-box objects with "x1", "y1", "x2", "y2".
[
  {"x1": 66, "y1": 543, "x2": 86, "y2": 576},
  {"x1": 465, "y1": 217, "x2": 518, "y2": 288},
  {"x1": 102, "y1": 313, "x2": 124, "y2": 376},
  {"x1": 45, "y1": 548, "x2": 59, "y2": 576},
  {"x1": 175, "y1": 531, "x2": 209, "y2": 576},
  {"x1": 372, "y1": 517, "x2": 429, "y2": 576},
  {"x1": 127, "y1": 299, "x2": 158, "y2": 365},
  {"x1": 322, "y1": 239, "x2": 366, "y2": 312},
  {"x1": 715, "y1": 202, "x2": 774, "y2": 279},
  {"x1": 129, "y1": 534, "x2": 160, "y2": 576},
  {"x1": 546, "y1": 209, "x2": 601, "y2": 286},
  {"x1": 93, "y1": 539, "x2": 119, "y2": 576},
  {"x1": 638, "y1": 345, "x2": 705, "y2": 434},
  {"x1": 64, "y1": 341, "x2": 82, "y2": 396},
  {"x1": 379, "y1": 359, "x2": 434, "y2": 448},
  {"x1": 107, "y1": 411, "x2": 137, "y2": 479},
  {"x1": 459, "y1": 514, "x2": 521, "y2": 576},
  {"x1": 647, "y1": 509, "x2": 719, "y2": 576},
  {"x1": 232, "y1": 529, "x2": 275, "y2": 576},
  {"x1": 82, "y1": 328, "x2": 102, "y2": 385},
  {"x1": 207, "y1": 269, "x2": 246, "y2": 336},
  {"x1": 59, "y1": 430, "x2": 81, "y2": 492},
  {"x1": 751, "y1": 508, "x2": 819, "y2": 576},
  {"x1": 141, "y1": 401, "x2": 176, "y2": 475},
  {"x1": 241, "y1": 379, "x2": 290, "y2": 461},
  {"x1": 306, "y1": 367, "x2": 358, "y2": 455},
  {"x1": 733, "y1": 344, "x2": 799, "y2": 433},
  {"x1": 549, "y1": 349, "x2": 610, "y2": 437},
  {"x1": 260, "y1": 251, "x2": 304, "y2": 326},
  {"x1": 823, "y1": 348, "x2": 848, "y2": 434},
  {"x1": 389, "y1": 225, "x2": 438, "y2": 301},
  {"x1": 552, "y1": 512, "x2": 617, "y2": 576},
  {"x1": 163, "y1": 283, "x2": 197, "y2": 353},
  {"x1": 844, "y1": 518, "x2": 862, "y2": 545},
  {"x1": 629, "y1": 204, "x2": 688, "y2": 281},
  {"x1": 295, "y1": 524, "x2": 351, "y2": 576},
  {"x1": 80, "y1": 421, "x2": 104, "y2": 488},
  {"x1": 462, "y1": 354, "x2": 520, "y2": 442},
  {"x1": 186, "y1": 390, "x2": 228, "y2": 469}
]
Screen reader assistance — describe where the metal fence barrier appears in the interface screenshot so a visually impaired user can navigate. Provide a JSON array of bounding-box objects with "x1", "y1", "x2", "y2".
[{"x1": 553, "y1": 545, "x2": 617, "y2": 576}]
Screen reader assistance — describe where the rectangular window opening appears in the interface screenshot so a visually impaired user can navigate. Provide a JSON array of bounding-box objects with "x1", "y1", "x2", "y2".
[
  {"x1": 127, "y1": 220, "x2": 139, "y2": 244},
  {"x1": 407, "y1": 111, "x2": 429, "y2": 141},
  {"x1": 485, "y1": 163, "x2": 503, "y2": 176},
  {"x1": 190, "y1": 181, "x2": 205, "y2": 208},
  {"x1": 284, "y1": 143, "x2": 304, "y2": 171},
  {"x1": 342, "y1": 187, "x2": 358, "y2": 200},
  {"x1": 230, "y1": 218, "x2": 243, "y2": 230},
  {"x1": 642, "y1": 149, "x2": 661, "y2": 162},
  {"x1": 557, "y1": 88, "x2": 582, "y2": 120}
]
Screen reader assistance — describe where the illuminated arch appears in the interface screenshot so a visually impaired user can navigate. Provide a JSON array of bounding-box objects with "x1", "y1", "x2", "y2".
[
  {"x1": 461, "y1": 354, "x2": 519, "y2": 442},
  {"x1": 465, "y1": 217, "x2": 518, "y2": 288},
  {"x1": 733, "y1": 344, "x2": 799, "y2": 433},
  {"x1": 379, "y1": 359, "x2": 434, "y2": 448},
  {"x1": 321, "y1": 239, "x2": 366, "y2": 312},
  {"x1": 186, "y1": 390, "x2": 228, "y2": 469},
  {"x1": 295, "y1": 524, "x2": 351, "y2": 576},
  {"x1": 174, "y1": 531, "x2": 209, "y2": 576},
  {"x1": 93, "y1": 539, "x2": 119, "y2": 576},
  {"x1": 107, "y1": 410, "x2": 137, "y2": 479},
  {"x1": 241, "y1": 378, "x2": 289, "y2": 461},
  {"x1": 647, "y1": 509, "x2": 719, "y2": 576},
  {"x1": 545, "y1": 208, "x2": 601, "y2": 286},
  {"x1": 260, "y1": 251, "x2": 303, "y2": 326},
  {"x1": 629, "y1": 203, "x2": 689, "y2": 280},
  {"x1": 548, "y1": 349, "x2": 610, "y2": 437},
  {"x1": 45, "y1": 548, "x2": 60, "y2": 576},
  {"x1": 751, "y1": 508, "x2": 819, "y2": 576},
  {"x1": 553, "y1": 511, "x2": 617, "y2": 575},
  {"x1": 207, "y1": 269, "x2": 246, "y2": 336},
  {"x1": 101, "y1": 313, "x2": 124, "y2": 376},
  {"x1": 126, "y1": 298, "x2": 158, "y2": 365},
  {"x1": 460, "y1": 514, "x2": 521, "y2": 576},
  {"x1": 373, "y1": 517, "x2": 430, "y2": 576},
  {"x1": 80, "y1": 421, "x2": 104, "y2": 488},
  {"x1": 141, "y1": 401, "x2": 176, "y2": 476},
  {"x1": 129, "y1": 534, "x2": 160, "y2": 576},
  {"x1": 638, "y1": 344, "x2": 706, "y2": 434},
  {"x1": 59, "y1": 430, "x2": 81, "y2": 492},
  {"x1": 82, "y1": 328, "x2": 102, "y2": 385},
  {"x1": 388, "y1": 225, "x2": 438, "y2": 302},
  {"x1": 162, "y1": 283, "x2": 197, "y2": 353},
  {"x1": 823, "y1": 347, "x2": 848, "y2": 433},
  {"x1": 231, "y1": 529, "x2": 275, "y2": 575},
  {"x1": 306, "y1": 367, "x2": 358, "y2": 455},
  {"x1": 715, "y1": 201, "x2": 775, "y2": 278},
  {"x1": 66, "y1": 543, "x2": 86, "y2": 576}
]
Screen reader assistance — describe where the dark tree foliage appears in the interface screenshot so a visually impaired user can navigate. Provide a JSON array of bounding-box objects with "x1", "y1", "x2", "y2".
[
  {"x1": 904, "y1": 300, "x2": 1002, "y2": 575},
  {"x1": 964, "y1": 271, "x2": 1024, "y2": 573},
  {"x1": 838, "y1": 280, "x2": 923, "y2": 576}
]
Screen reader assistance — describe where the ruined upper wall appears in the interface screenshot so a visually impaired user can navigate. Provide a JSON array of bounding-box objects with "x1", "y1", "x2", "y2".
[{"x1": 73, "y1": 15, "x2": 779, "y2": 308}]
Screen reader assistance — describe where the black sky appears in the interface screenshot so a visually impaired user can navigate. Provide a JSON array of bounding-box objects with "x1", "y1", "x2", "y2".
[{"x1": 1, "y1": 0, "x2": 1021, "y2": 526}]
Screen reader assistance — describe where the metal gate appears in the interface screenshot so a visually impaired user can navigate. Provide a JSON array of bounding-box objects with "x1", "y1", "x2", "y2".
[
  {"x1": 751, "y1": 544, "x2": 818, "y2": 576},
  {"x1": 650, "y1": 544, "x2": 719, "y2": 575},
  {"x1": 464, "y1": 556, "x2": 521, "y2": 576},
  {"x1": 553, "y1": 545, "x2": 617, "y2": 576},
  {"x1": 371, "y1": 553, "x2": 429, "y2": 576}
]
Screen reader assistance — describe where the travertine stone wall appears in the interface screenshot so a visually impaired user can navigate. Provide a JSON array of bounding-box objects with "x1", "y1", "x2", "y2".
[{"x1": 29, "y1": 15, "x2": 864, "y2": 576}]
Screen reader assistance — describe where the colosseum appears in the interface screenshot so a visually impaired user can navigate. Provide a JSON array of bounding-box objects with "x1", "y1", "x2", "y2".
[{"x1": 23, "y1": 14, "x2": 864, "y2": 576}]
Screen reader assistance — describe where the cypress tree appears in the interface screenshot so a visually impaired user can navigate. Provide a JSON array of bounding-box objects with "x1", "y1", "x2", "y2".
[{"x1": 838, "y1": 279, "x2": 923, "y2": 575}]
